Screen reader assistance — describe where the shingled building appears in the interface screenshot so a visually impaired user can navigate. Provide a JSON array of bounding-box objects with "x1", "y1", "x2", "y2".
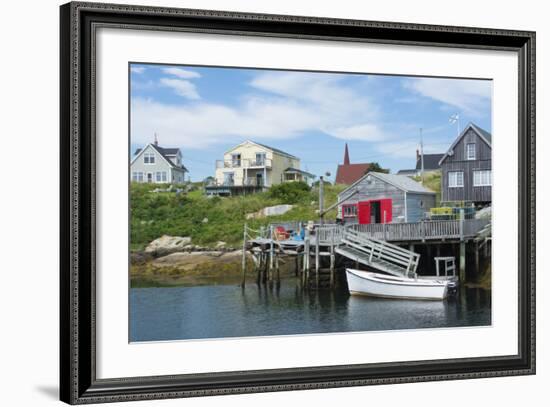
[{"x1": 334, "y1": 143, "x2": 373, "y2": 185}]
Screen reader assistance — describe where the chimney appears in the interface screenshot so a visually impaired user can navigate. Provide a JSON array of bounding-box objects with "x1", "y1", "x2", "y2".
[
  {"x1": 154, "y1": 133, "x2": 159, "y2": 146},
  {"x1": 416, "y1": 148, "x2": 420, "y2": 161},
  {"x1": 344, "y1": 143, "x2": 350, "y2": 165}
]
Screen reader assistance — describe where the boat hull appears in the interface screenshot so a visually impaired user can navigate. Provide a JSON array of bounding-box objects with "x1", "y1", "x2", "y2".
[{"x1": 346, "y1": 269, "x2": 448, "y2": 300}]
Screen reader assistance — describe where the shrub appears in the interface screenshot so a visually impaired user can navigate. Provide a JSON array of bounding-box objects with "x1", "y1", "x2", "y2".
[{"x1": 267, "y1": 181, "x2": 311, "y2": 204}]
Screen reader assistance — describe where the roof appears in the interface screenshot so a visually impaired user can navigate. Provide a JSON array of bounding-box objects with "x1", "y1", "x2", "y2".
[
  {"x1": 471, "y1": 123, "x2": 492, "y2": 144},
  {"x1": 284, "y1": 167, "x2": 315, "y2": 178},
  {"x1": 415, "y1": 153, "x2": 444, "y2": 170},
  {"x1": 225, "y1": 140, "x2": 298, "y2": 159},
  {"x1": 396, "y1": 169, "x2": 417, "y2": 176},
  {"x1": 439, "y1": 123, "x2": 492, "y2": 165},
  {"x1": 133, "y1": 144, "x2": 188, "y2": 172},
  {"x1": 340, "y1": 171, "x2": 435, "y2": 197},
  {"x1": 335, "y1": 163, "x2": 372, "y2": 185}
]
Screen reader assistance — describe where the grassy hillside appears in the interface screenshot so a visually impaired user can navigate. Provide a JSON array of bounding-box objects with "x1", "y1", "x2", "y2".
[
  {"x1": 413, "y1": 172, "x2": 442, "y2": 206},
  {"x1": 130, "y1": 182, "x2": 347, "y2": 251}
]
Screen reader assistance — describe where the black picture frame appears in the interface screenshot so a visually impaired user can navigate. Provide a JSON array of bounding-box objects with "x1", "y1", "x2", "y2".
[{"x1": 60, "y1": 2, "x2": 536, "y2": 404}]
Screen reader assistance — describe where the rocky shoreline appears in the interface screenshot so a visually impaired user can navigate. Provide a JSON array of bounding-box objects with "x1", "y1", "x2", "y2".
[{"x1": 130, "y1": 235, "x2": 255, "y2": 287}]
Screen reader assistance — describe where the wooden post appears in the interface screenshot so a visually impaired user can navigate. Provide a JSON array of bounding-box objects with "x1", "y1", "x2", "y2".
[
  {"x1": 383, "y1": 211, "x2": 387, "y2": 241},
  {"x1": 315, "y1": 232, "x2": 320, "y2": 288},
  {"x1": 269, "y1": 225, "x2": 274, "y2": 282},
  {"x1": 241, "y1": 223, "x2": 247, "y2": 287},
  {"x1": 330, "y1": 243, "x2": 335, "y2": 288},
  {"x1": 276, "y1": 252, "x2": 280, "y2": 282},
  {"x1": 459, "y1": 242, "x2": 466, "y2": 282},
  {"x1": 257, "y1": 252, "x2": 263, "y2": 284},
  {"x1": 459, "y1": 209, "x2": 466, "y2": 282},
  {"x1": 304, "y1": 236, "x2": 310, "y2": 287}
]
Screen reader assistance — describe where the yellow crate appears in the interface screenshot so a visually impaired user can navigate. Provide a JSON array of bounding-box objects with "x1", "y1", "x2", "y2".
[{"x1": 430, "y1": 207, "x2": 453, "y2": 215}]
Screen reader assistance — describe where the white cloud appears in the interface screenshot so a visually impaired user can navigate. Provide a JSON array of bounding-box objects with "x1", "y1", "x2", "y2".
[
  {"x1": 328, "y1": 123, "x2": 385, "y2": 141},
  {"x1": 159, "y1": 78, "x2": 200, "y2": 100},
  {"x1": 130, "y1": 66, "x2": 146, "y2": 74},
  {"x1": 132, "y1": 71, "x2": 389, "y2": 149},
  {"x1": 161, "y1": 67, "x2": 201, "y2": 79},
  {"x1": 374, "y1": 139, "x2": 443, "y2": 159},
  {"x1": 403, "y1": 78, "x2": 492, "y2": 115}
]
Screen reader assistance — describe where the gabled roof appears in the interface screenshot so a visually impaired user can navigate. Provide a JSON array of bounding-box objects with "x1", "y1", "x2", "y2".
[
  {"x1": 339, "y1": 171, "x2": 435, "y2": 197},
  {"x1": 335, "y1": 163, "x2": 372, "y2": 185},
  {"x1": 132, "y1": 144, "x2": 188, "y2": 172},
  {"x1": 225, "y1": 140, "x2": 298, "y2": 159},
  {"x1": 415, "y1": 153, "x2": 444, "y2": 170},
  {"x1": 439, "y1": 123, "x2": 492, "y2": 165}
]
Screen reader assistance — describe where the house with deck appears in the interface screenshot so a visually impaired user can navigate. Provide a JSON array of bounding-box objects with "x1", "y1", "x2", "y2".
[
  {"x1": 337, "y1": 172, "x2": 436, "y2": 224},
  {"x1": 205, "y1": 140, "x2": 315, "y2": 196},
  {"x1": 131, "y1": 140, "x2": 188, "y2": 184},
  {"x1": 439, "y1": 123, "x2": 492, "y2": 204}
]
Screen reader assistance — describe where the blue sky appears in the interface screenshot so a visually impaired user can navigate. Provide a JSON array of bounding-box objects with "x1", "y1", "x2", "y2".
[{"x1": 130, "y1": 63, "x2": 492, "y2": 182}]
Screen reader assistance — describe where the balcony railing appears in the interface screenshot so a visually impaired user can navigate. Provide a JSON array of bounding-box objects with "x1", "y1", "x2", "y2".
[
  {"x1": 205, "y1": 178, "x2": 267, "y2": 187},
  {"x1": 215, "y1": 158, "x2": 272, "y2": 169}
]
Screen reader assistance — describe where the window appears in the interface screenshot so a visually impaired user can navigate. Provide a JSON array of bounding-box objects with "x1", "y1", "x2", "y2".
[
  {"x1": 223, "y1": 172, "x2": 235, "y2": 186},
  {"x1": 255, "y1": 152, "x2": 266, "y2": 166},
  {"x1": 448, "y1": 171, "x2": 464, "y2": 187},
  {"x1": 231, "y1": 154, "x2": 241, "y2": 167},
  {"x1": 342, "y1": 204, "x2": 357, "y2": 217},
  {"x1": 132, "y1": 172, "x2": 144, "y2": 182},
  {"x1": 473, "y1": 170, "x2": 492, "y2": 186},
  {"x1": 144, "y1": 152, "x2": 155, "y2": 164},
  {"x1": 155, "y1": 172, "x2": 167, "y2": 182},
  {"x1": 466, "y1": 143, "x2": 476, "y2": 160},
  {"x1": 132, "y1": 172, "x2": 137, "y2": 182}
]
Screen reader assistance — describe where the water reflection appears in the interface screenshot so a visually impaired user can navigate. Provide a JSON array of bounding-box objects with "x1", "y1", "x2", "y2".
[{"x1": 130, "y1": 278, "x2": 491, "y2": 342}]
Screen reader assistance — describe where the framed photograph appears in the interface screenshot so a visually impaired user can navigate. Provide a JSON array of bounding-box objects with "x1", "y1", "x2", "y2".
[{"x1": 60, "y1": 1, "x2": 535, "y2": 404}]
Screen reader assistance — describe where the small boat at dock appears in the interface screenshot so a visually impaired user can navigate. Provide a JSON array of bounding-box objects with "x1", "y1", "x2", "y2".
[{"x1": 346, "y1": 269, "x2": 449, "y2": 300}]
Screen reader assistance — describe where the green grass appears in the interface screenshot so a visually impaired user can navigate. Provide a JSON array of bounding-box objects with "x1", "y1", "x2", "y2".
[
  {"x1": 413, "y1": 172, "x2": 442, "y2": 206},
  {"x1": 130, "y1": 182, "x2": 347, "y2": 250}
]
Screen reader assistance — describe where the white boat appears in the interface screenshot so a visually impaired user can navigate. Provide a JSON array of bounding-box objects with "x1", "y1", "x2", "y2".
[{"x1": 345, "y1": 269, "x2": 449, "y2": 300}]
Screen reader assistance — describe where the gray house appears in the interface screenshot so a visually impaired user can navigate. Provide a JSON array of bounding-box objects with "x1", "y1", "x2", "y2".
[
  {"x1": 439, "y1": 123, "x2": 492, "y2": 204},
  {"x1": 397, "y1": 151, "x2": 444, "y2": 177},
  {"x1": 131, "y1": 142, "x2": 188, "y2": 184},
  {"x1": 337, "y1": 172, "x2": 436, "y2": 224}
]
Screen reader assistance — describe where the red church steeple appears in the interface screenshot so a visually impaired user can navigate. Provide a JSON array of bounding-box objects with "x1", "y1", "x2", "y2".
[{"x1": 343, "y1": 143, "x2": 350, "y2": 165}]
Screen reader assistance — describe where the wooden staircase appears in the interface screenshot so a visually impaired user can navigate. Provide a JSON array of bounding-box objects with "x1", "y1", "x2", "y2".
[{"x1": 336, "y1": 227, "x2": 420, "y2": 278}]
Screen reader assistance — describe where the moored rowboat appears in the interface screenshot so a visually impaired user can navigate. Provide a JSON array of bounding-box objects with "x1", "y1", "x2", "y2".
[{"x1": 346, "y1": 269, "x2": 449, "y2": 300}]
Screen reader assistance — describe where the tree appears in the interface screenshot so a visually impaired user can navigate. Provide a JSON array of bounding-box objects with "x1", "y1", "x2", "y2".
[{"x1": 367, "y1": 162, "x2": 389, "y2": 174}]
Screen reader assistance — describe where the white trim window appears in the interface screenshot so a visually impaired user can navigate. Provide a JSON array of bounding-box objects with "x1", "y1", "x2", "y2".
[
  {"x1": 448, "y1": 171, "x2": 464, "y2": 187},
  {"x1": 466, "y1": 143, "x2": 476, "y2": 160},
  {"x1": 132, "y1": 172, "x2": 144, "y2": 182},
  {"x1": 144, "y1": 152, "x2": 155, "y2": 164},
  {"x1": 342, "y1": 204, "x2": 357, "y2": 218},
  {"x1": 155, "y1": 171, "x2": 167, "y2": 182},
  {"x1": 473, "y1": 170, "x2": 492, "y2": 186}
]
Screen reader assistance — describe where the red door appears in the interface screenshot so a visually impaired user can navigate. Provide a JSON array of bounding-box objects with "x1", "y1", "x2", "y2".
[
  {"x1": 358, "y1": 201, "x2": 371, "y2": 224},
  {"x1": 380, "y1": 198, "x2": 392, "y2": 223}
]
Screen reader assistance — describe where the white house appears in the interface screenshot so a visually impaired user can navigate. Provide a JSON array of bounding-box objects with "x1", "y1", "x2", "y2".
[
  {"x1": 130, "y1": 141, "x2": 188, "y2": 184},
  {"x1": 205, "y1": 140, "x2": 315, "y2": 196}
]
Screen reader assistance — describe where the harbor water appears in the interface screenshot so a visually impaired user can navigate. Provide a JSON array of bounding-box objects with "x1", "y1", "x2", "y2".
[{"x1": 130, "y1": 278, "x2": 491, "y2": 342}]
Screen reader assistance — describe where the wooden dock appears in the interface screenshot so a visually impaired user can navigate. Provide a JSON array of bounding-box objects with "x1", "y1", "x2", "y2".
[{"x1": 242, "y1": 218, "x2": 491, "y2": 289}]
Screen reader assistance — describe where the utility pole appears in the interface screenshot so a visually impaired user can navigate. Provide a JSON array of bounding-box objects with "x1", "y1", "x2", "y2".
[
  {"x1": 318, "y1": 171, "x2": 331, "y2": 224},
  {"x1": 420, "y1": 127, "x2": 425, "y2": 185}
]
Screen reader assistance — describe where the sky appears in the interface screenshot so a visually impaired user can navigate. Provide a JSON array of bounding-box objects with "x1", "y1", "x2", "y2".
[{"x1": 130, "y1": 63, "x2": 492, "y2": 182}]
